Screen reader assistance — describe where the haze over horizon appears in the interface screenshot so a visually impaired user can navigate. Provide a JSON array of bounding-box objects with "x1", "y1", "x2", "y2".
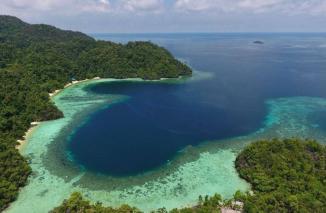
[{"x1": 1, "y1": 0, "x2": 326, "y2": 33}]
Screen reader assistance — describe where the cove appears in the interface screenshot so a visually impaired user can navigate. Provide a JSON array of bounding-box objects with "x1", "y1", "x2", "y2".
[
  {"x1": 8, "y1": 79, "x2": 326, "y2": 213},
  {"x1": 67, "y1": 79, "x2": 267, "y2": 176}
]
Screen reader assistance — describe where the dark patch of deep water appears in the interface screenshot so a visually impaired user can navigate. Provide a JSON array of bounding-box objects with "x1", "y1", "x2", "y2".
[{"x1": 68, "y1": 33, "x2": 326, "y2": 176}]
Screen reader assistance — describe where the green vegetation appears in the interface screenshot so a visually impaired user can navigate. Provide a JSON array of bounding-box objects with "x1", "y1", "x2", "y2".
[
  {"x1": 52, "y1": 139, "x2": 326, "y2": 213},
  {"x1": 0, "y1": 15, "x2": 191, "y2": 211},
  {"x1": 0, "y1": 141, "x2": 31, "y2": 210},
  {"x1": 50, "y1": 192, "x2": 141, "y2": 213},
  {"x1": 236, "y1": 138, "x2": 326, "y2": 212},
  {"x1": 50, "y1": 192, "x2": 227, "y2": 213}
]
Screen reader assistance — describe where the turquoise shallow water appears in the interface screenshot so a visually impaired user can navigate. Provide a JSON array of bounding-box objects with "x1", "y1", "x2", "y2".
[{"x1": 7, "y1": 33, "x2": 326, "y2": 212}]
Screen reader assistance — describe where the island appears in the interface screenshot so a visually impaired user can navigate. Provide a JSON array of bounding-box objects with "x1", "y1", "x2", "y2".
[
  {"x1": 253, "y1": 41, "x2": 264, "y2": 44},
  {"x1": 0, "y1": 15, "x2": 191, "y2": 211}
]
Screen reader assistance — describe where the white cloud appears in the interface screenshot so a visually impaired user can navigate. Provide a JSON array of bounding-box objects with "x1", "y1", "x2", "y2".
[
  {"x1": 173, "y1": 0, "x2": 326, "y2": 15},
  {"x1": 237, "y1": 0, "x2": 283, "y2": 11},
  {"x1": 98, "y1": 0, "x2": 166, "y2": 15},
  {"x1": 0, "y1": 0, "x2": 166, "y2": 17},
  {"x1": 288, "y1": 0, "x2": 326, "y2": 15},
  {"x1": 0, "y1": 0, "x2": 111, "y2": 15},
  {"x1": 174, "y1": 0, "x2": 236, "y2": 12},
  {"x1": 0, "y1": 0, "x2": 325, "y2": 33},
  {"x1": 122, "y1": 0, "x2": 164, "y2": 12},
  {"x1": 2, "y1": 0, "x2": 326, "y2": 16},
  {"x1": 82, "y1": 0, "x2": 110, "y2": 12}
]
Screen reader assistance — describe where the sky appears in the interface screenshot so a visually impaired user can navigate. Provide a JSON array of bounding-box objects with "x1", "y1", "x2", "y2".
[{"x1": 1, "y1": 0, "x2": 326, "y2": 33}]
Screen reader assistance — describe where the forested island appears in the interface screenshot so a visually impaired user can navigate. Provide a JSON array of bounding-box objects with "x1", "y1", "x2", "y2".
[{"x1": 0, "y1": 15, "x2": 191, "y2": 211}]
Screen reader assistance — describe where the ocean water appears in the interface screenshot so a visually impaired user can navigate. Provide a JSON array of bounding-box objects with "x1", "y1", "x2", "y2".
[
  {"x1": 69, "y1": 33, "x2": 326, "y2": 176},
  {"x1": 7, "y1": 33, "x2": 326, "y2": 213}
]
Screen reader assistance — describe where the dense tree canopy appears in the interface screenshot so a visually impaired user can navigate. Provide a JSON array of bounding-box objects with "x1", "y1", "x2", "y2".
[
  {"x1": 51, "y1": 192, "x2": 226, "y2": 213},
  {"x1": 236, "y1": 138, "x2": 326, "y2": 213},
  {"x1": 0, "y1": 15, "x2": 191, "y2": 211},
  {"x1": 50, "y1": 192, "x2": 141, "y2": 213}
]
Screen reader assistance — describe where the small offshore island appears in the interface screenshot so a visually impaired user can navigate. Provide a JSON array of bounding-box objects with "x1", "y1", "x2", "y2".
[{"x1": 0, "y1": 15, "x2": 326, "y2": 213}]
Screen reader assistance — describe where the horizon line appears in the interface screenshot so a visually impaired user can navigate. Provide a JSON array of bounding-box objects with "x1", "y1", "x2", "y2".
[{"x1": 89, "y1": 32, "x2": 326, "y2": 35}]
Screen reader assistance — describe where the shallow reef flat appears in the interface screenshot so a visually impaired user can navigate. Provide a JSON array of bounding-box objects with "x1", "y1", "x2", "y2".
[{"x1": 6, "y1": 78, "x2": 326, "y2": 213}]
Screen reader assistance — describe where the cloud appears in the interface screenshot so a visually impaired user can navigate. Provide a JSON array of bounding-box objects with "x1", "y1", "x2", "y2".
[
  {"x1": 0, "y1": 0, "x2": 111, "y2": 15},
  {"x1": 1, "y1": 0, "x2": 325, "y2": 33},
  {"x1": 173, "y1": 0, "x2": 326, "y2": 15},
  {"x1": 2, "y1": 0, "x2": 326, "y2": 16},
  {"x1": 174, "y1": 0, "x2": 278, "y2": 12},
  {"x1": 121, "y1": 0, "x2": 164, "y2": 12},
  {"x1": 174, "y1": 0, "x2": 236, "y2": 12},
  {"x1": 237, "y1": 0, "x2": 283, "y2": 11},
  {"x1": 0, "y1": 0, "x2": 166, "y2": 17},
  {"x1": 288, "y1": 0, "x2": 326, "y2": 15}
]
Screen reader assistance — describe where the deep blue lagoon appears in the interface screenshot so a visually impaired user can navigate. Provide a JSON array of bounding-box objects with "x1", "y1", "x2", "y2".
[{"x1": 67, "y1": 33, "x2": 326, "y2": 176}]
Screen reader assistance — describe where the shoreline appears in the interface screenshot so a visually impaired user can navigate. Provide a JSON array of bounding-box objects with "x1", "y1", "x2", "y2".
[
  {"x1": 49, "y1": 77, "x2": 101, "y2": 98},
  {"x1": 16, "y1": 122, "x2": 40, "y2": 151},
  {"x1": 15, "y1": 74, "x2": 182, "y2": 151},
  {"x1": 16, "y1": 77, "x2": 101, "y2": 151}
]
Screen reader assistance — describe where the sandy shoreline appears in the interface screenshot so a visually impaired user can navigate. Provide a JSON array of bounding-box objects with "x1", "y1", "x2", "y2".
[
  {"x1": 49, "y1": 77, "x2": 100, "y2": 97},
  {"x1": 16, "y1": 77, "x2": 101, "y2": 151},
  {"x1": 16, "y1": 122, "x2": 40, "y2": 150},
  {"x1": 15, "y1": 74, "x2": 189, "y2": 151}
]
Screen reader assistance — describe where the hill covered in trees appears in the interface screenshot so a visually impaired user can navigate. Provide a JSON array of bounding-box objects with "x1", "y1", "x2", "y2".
[
  {"x1": 0, "y1": 15, "x2": 191, "y2": 211},
  {"x1": 236, "y1": 138, "x2": 326, "y2": 212},
  {"x1": 52, "y1": 139, "x2": 326, "y2": 213}
]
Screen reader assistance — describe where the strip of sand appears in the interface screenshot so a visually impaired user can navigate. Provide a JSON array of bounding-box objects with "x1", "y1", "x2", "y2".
[
  {"x1": 16, "y1": 77, "x2": 101, "y2": 151},
  {"x1": 16, "y1": 122, "x2": 40, "y2": 150},
  {"x1": 49, "y1": 77, "x2": 100, "y2": 97}
]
